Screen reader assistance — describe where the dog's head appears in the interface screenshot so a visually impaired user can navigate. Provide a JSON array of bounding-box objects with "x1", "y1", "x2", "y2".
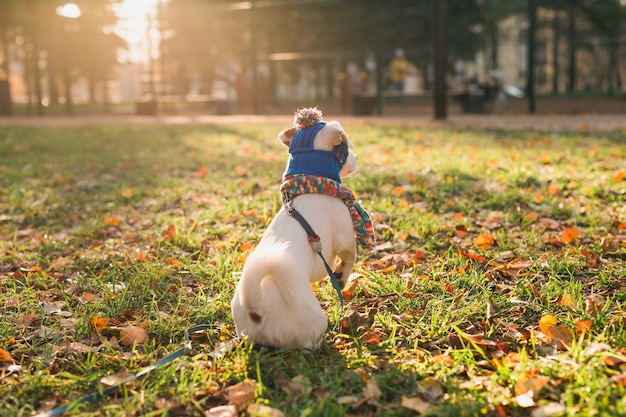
[{"x1": 278, "y1": 109, "x2": 357, "y2": 181}]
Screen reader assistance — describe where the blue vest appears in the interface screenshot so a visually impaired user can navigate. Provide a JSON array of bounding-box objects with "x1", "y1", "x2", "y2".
[{"x1": 283, "y1": 122, "x2": 348, "y2": 183}]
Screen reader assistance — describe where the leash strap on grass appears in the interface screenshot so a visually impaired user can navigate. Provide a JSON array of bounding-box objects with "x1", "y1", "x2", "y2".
[
  {"x1": 35, "y1": 324, "x2": 218, "y2": 417},
  {"x1": 286, "y1": 203, "x2": 345, "y2": 307}
]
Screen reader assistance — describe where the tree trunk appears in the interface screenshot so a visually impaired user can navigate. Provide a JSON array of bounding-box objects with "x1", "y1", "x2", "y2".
[
  {"x1": 0, "y1": 27, "x2": 13, "y2": 115},
  {"x1": 552, "y1": 13, "x2": 560, "y2": 94},
  {"x1": 567, "y1": 7, "x2": 576, "y2": 93}
]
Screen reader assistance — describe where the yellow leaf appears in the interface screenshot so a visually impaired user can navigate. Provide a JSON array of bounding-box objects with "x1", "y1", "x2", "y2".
[
  {"x1": 539, "y1": 314, "x2": 558, "y2": 334},
  {"x1": 559, "y1": 293, "x2": 575, "y2": 308}
]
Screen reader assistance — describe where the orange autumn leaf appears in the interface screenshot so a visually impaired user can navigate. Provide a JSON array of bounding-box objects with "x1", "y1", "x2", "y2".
[
  {"x1": 440, "y1": 282, "x2": 454, "y2": 293},
  {"x1": 234, "y1": 165, "x2": 247, "y2": 176},
  {"x1": 121, "y1": 188, "x2": 133, "y2": 198},
  {"x1": 161, "y1": 224, "x2": 176, "y2": 241},
  {"x1": 523, "y1": 211, "x2": 539, "y2": 223},
  {"x1": 547, "y1": 184, "x2": 560, "y2": 195},
  {"x1": 341, "y1": 279, "x2": 359, "y2": 300},
  {"x1": 412, "y1": 249, "x2": 426, "y2": 262},
  {"x1": 614, "y1": 171, "x2": 625, "y2": 182},
  {"x1": 135, "y1": 250, "x2": 148, "y2": 262},
  {"x1": 166, "y1": 258, "x2": 184, "y2": 268},
  {"x1": 561, "y1": 227, "x2": 579, "y2": 244},
  {"x1": 378, "y1": 264, "x2": 397, "y2": 273},
  {"x1": 0, "y1": 348, "x2": 13, "y2": 363},
  {"x1": 393, "y1": 186, "x2": 404, "y2": 196},
  {"x1": 458, "y1": 249, "x2": 488, "y2": 263},
  {"x1": 515, "y1": 374, "x2": 550, "y2": 397},
  {"x1": 473, "y1": 234, "x2": 495, "y2": 248},
  {"x1": 104, "y1": 217, "x2": 120, "y2": 226},
  {"x1": 575, "y1": 319, "x2": 592, "y2": 333},
  {"x1": 90, "y1": 317, "x2": 110, "y2": 333},
  {"x1": 240, "y1": 242, "x2": 253, "y2": 252},
  {"x1": 361, "y1": 330, "x2": 382, "y2": 345},
  {"x1": 198, "y1": 166, "x2": 209, "y2": 177}
]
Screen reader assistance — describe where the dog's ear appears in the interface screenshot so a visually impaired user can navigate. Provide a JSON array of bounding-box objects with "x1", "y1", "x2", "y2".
[
  {"x1": 327, "y1": 121, "x2": 354, "y2": 149},
  {"x1": 340, "y1": 131, "x2": 355, "y2": 149},
  {"x1": 278, "y1": 127, "x2": 296, "y2": 147}
]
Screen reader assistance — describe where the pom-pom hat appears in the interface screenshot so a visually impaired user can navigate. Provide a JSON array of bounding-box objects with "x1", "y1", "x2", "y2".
[{"x1": 283, "y1": 108, "x2": 348, "y2": 183}]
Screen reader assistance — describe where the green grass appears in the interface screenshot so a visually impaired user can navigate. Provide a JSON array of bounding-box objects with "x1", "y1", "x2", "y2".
[{"x1": 1, "y1": 121, "x2": 625, "y2": 416}]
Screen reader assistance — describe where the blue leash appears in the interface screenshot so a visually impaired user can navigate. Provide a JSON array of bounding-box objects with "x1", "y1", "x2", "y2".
[
  {"x1": 35, "y1": 324, "x2": 219, "y2": 417},
  {"x1": 286, "y1": 202, "x2": 345, "y2": 306}
]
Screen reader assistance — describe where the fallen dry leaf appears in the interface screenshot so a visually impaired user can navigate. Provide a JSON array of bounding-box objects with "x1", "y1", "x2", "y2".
[
  {"x1": 79, "y1": 292, "x2": 98, "y2": 304},
  {"x1": 561, "y1": 227, "x2": 579, "y2": 244},
  {"x1": 473, "y1": 234, "x2": 495, "y2": 248},
  {"x1": 538, "y1": 314, "x2": 558, "y2": 334},
  {"x1": 90, "y1": 317, "x2": 110, "y2": 333},
  {"x1": 363, "y1": 379, "x2": 382, "y2": 400},
  {"x1": 401, "y1": 395, "x2": 431, "y2": 413},
  {"x1": 205, "y1": 405, "x2": 237, "y2": 417},
  {"x1": 224, "y1": 379, "x2": 257, "y2": 411},
  {"x1": 416, "y1": 377, "x2": 444, "y2": 403},
  {"x1": 247, "y1": 404, "x2": 284, "y2": 417},
  {"x1": 0, "y1": 348, "x2": 13, "y2": 363},
  {"x1": 119, "y1": 325, "x2": 148, "y2": 346}
]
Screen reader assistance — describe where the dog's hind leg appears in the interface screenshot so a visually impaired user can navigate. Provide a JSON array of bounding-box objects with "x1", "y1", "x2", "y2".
[{"x1": 333, "y1": 247, "x2": 356, "y2": 288}]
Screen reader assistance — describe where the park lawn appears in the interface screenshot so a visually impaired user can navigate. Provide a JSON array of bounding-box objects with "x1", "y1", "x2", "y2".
[{"x1": 0, "y1": 121, "x2": 625, "y2": 417}]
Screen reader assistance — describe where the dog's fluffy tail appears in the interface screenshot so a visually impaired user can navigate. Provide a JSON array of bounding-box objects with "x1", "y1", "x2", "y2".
[{"x1": 237, "y1": 243, "x2": 301, "y2": 314}]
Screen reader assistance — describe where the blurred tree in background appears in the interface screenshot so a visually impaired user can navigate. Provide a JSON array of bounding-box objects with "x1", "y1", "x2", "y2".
[{"x1": 0, "y1": 0, "x2": 624, "y2": 115}]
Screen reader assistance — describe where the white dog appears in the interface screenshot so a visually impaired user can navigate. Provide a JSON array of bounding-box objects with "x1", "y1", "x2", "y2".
[{"x1": 231, "y1": 108, "x2": 373, "y2": 349}]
